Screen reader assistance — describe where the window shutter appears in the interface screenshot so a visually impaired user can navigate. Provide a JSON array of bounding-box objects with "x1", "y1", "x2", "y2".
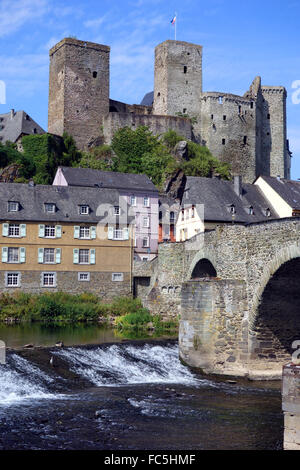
[
  {"x1": 20, "y1": 224, "x2": 26, "y2": 237},
  {"x1": 56, "y1": 225, "x2": 62, "y2": 238},
  {"x1": 123, "y1": 228, "x2": 129, "y2": 240},
  {"x1": 90, "y1": 226, "x2": 96, "y2": 239},
  {"x1": 73, "y1": 249, "x2": 79, "y2": 264},
  {"x1": 108, "y1": 226, "x2": 113, "y2": 240},
  {"x1": 55, "y1": 248, "x2": 61, "y2": 264},
  {"x1": 39, "y1": 224, "x2": 45, "y2": 238},
  {"x1": 2, "y1": 247, "x2": 8, "y2": 262},
  {"x1": 90, "y1": 249, "x2": 96, "y2": 265},
  {"x1": 20, "y1": 247, "x2": 26, "y2": 263},
  {"x1": 74, "y1": 226, "x2": 80, "y2": 239},
  {"x1": 38, "y1": 248, "x2": 44, "y2": 263},
  {"x1": 2, "y1": 224, "x2": 8, "y2": 237}
]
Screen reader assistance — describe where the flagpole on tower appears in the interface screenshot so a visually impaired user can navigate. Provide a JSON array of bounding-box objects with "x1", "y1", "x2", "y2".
[{"x1": 175, "y1": 12, "x2": 177, "y2": 40}]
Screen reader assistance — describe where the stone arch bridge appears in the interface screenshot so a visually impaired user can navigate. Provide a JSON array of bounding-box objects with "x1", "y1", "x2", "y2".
[{"x1": 134, "y1": 218, "x2": 300, "y2": 379}]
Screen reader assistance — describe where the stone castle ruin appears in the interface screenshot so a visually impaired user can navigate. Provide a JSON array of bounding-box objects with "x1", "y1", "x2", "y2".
[{"x1": 48, "y1": 38, "x2": 291, "y2": 183}]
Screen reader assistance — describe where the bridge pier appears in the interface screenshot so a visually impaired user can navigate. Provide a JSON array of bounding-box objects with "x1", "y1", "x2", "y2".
[{"x1": 179, "y1": 279, "x2": 249, "y2": 376}]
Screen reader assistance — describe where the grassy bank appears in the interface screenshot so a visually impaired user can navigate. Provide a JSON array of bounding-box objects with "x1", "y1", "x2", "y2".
[{"x1": 0, "y1": 292, "x2": 178, "y2": 333}]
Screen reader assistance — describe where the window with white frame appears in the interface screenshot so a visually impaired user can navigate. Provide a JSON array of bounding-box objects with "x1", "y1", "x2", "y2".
[
  {"x1": 143, "y1": 197, "x2": 150, "y2": 207},
  {"x1": 42, "y1": 272, "x2": 56, "y2": 287},
  {"x1": 130, "y1": 195, "x2": 136, "y2": 206},
  {"x1": 78, "y1": 272, "x2": 90, "y2": 282},
  {"x1": 43, "y1": 248, "x2": 55, "y2": 263},
  {"x1": 112, "y1": 273, "x2": 123, "y2": 282},
  {"x1": 79, "y1": 205, "x2": 89, "y2": 215},
  {"x1": 113, "y1": 228, "x2": 124, "y2": 239},
  {"x1": 44, "y1": 203, "x2": 56, "y2": 213},
  {"x1": 6, "y1": 272, "x2": 20, "y2": 287},
  {"x1": 181, "y1": 210, "x2": 184, "y2": 221},
  {"x1": 44, "y1": 225, "x2": 56, "y2": 238},
  {"x1": 79, "y1": 249, "x2": 89, "y2": 264},
  {"x1": 143, "y1": 216, "x2": 149, "y2": 228},
  {"x1": 191, "y1": 206, "x2": 195, "y2": 218},
  {"x1": 114, "y1": 206, "x2": 120, "y2": 215},
  {"x1": 8, "y1": 247, "x2": 19, "y2": 263},
  {"x1": 142, "y1": 237, "x2": 149, "y2": 248},
  {"x1": 8, "y1": 224, "x2": 20, "y2": 237},
  {"x1": 8, "y1": 201, "x2": 19, "y2": 212},
  {"x1": 79, "y1": 226, "x2": 90, "y2": 239}
]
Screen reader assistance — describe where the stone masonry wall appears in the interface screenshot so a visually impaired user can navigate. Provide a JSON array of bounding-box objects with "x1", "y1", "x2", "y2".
[
  {"x1": 0, "y1": 270, "x2": 131, "y2": 299},
  {"x1": 103, "y1": 112, "x2": 192, "y2": 144},
  {"x1": 153, "y1": 40, "x2": 203, "y2": 118},
  {"x1": 48, "y1": 38, "x2": 110, "y2": 150},
  {"x1": 179, "y1": 280, "x2": 248, "y2": 376}
]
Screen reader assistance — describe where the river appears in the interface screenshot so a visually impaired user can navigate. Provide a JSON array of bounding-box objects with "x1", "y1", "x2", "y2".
[{"x1": 0, "y1": 327, "x2": 283, "y2": 450}]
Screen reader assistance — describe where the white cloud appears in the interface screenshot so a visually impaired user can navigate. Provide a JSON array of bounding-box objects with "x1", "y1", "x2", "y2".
[
  {"x1": 0, "y1": 0, "x2": 49, "y2": 37},
  {"x1": 84, "y1": 15, "x2": 107, "y2": 29}
]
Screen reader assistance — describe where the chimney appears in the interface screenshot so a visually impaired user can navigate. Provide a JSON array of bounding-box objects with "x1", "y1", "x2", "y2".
[
  {"x1": 10, "y1": 109, "x2": 15, "y2": 119},
  {"x1": 234, "y1": 175, "x2": 242, "y2": 197}
]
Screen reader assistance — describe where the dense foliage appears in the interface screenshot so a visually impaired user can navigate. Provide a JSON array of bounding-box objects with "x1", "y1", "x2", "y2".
[
  {"x1": 0, "y1": 126, "x2": 230, "y2": 187},
  {"x1": 0, "y1": 141, "x2": 21, "y2": 168},
  {"x1": 0, "y1": 133, "x2": 81, "y2": 184},
  {"x1": 76, "y1": 127, "x2": 231, "y2": 187}
]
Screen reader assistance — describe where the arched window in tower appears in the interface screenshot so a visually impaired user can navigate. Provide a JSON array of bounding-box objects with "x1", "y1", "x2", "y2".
[
  {"x1": 183, "y1": 66, "x2": 187, "y2": 74},
  {"x1": 92, "y1": 71, "x2": 97, "y2": 78}
]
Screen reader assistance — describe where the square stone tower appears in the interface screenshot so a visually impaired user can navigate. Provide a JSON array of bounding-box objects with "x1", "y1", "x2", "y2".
[
  {"x1": 48, "y1": 38, "x2": 110, "y2": 150},
  {"x1": 153, "y1": 40, "x2": 202, "y2": 118}
]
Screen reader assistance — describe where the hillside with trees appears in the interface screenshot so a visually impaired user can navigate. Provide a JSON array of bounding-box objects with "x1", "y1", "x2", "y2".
[{"x1": 0, "y1": 127, "x2": 231, "y2": 187}]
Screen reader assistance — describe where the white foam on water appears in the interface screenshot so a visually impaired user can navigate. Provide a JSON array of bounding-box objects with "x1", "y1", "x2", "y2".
[
  {"x1": 54, "y1": 343, "x2": 211, "y2": 387},
  {"x1": 0, "y1": 354, "x2": 60, "y2": 406}
]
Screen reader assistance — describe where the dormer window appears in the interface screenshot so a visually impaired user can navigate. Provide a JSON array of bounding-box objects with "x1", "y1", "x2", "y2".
[
  {"x1": 229, "y1": 204, "x2": 236, "y2": 215},
  {"x1": 248, "y1": 206, "x2": 254, "y2": 215},
  {"x1": 8, "y1": 201, "x2": 19, "y2": 212},
  {"x1": 44, "y1": 203, "x2": 56, "y2": 213},
  {"x1": 79, "y1": 205, "x2": 89, "y2": 215},
  {"x1": 265, "y1": 208, "x2": 271, "y2": 217}
]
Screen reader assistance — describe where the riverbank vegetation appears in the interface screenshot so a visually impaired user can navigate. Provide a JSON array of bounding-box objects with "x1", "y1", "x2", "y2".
[{"x1": 0, "y1": 292, "x2": 178, "y2": 334}]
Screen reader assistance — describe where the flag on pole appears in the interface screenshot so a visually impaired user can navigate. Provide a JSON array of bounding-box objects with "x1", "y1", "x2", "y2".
[{"x1": 170, "y1": 15, "x2": 176, "y2": 25}]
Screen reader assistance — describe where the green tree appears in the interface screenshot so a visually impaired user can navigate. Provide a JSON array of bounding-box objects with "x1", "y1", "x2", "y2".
[{"x1": 0, "y1": 141, "x2": 21, "y2": 168}]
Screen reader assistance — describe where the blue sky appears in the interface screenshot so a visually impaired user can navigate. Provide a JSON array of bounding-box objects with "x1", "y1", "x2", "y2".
[{"x1": 0, "y1": 0, "x2": 299, "y2": 178}]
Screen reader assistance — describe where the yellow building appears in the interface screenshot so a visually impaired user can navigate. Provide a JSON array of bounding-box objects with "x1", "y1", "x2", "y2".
[{"x1": 0, "y1": 183, "x2": 134, "y2": 298}]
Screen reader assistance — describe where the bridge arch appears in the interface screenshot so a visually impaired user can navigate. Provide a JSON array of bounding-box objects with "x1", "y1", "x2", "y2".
[
  {"x1": 191, "y1": 258, "x2": 217, "y2": 279},
  {"x1": 249, "y1": 242, "x2": 300, "y2": 325},
  {"x1": 186, "y1": 248, "x2": 217, "y2": 281},
  {"x1": 249, "y1": 243, "x2": 300, "y2": 362}
]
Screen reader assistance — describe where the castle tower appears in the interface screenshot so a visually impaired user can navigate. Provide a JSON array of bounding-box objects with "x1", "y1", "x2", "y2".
[
  {"x1": 261, "y1": 86, "x2": 290, "y2": 179},
  {"x1": 48, "y1": 38, "x2": 110, "y2": 150},
  {"x1": 153, "y1": 40, "x2": 202, "y2": 118}
]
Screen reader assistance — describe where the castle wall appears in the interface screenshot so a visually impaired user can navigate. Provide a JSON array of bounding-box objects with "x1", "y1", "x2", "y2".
[
  {"x1": 48, "y1": 38, "x2": 110, "y2": 150},
  {"x1": 199, "y1": 93, "x2": 257, "y2": 183},
  {"x1": 261, "y1": 87, "x2": 290, "y2": 179},
  {"x1": 103, "y1": 112, "x2": 192, "y2": 144},
  {"x1": 153, "y1": 40, "x2": 202, "y2": 118}
]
